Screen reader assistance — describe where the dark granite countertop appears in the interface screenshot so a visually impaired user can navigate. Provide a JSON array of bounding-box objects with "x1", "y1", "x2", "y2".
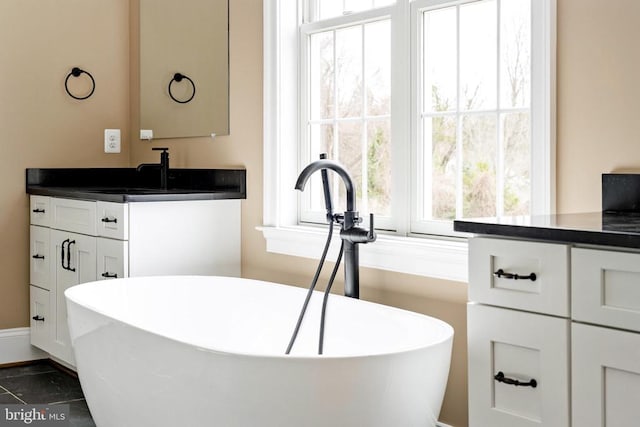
[
  {"x1": 454, "y1": 212, "x2": 640, "y2": 249},
  {"x1": 26, "y1": 168, "x2": 246, "y2": 203}
]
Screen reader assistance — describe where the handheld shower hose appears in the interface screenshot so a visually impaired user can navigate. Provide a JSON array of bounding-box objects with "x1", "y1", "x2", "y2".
[{"x1": 285, "y1": 154, "x2": 343, "y2": 355}]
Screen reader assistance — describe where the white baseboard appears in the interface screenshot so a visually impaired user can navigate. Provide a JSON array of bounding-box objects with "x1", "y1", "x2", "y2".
[
  {"x1": 437, "y1": 423, "x2": 454, "y2": 427},
  {"x1": 0, "y1": 328, "x2": 47, "y2": 365}
]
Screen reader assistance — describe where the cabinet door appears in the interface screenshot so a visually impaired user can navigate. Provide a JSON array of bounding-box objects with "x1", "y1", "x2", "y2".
[
  {"x1": 572, "y1": 323, "x2": 640, "y2": 427},
  {"x1": 50, "y1": 230, "x2": 96, "y2": 365},
  {"x1": 468, "y1": 304, "x2": 570, "y2": 427},
  {"x1": 97, "y1": 238, "x2": 128, "y2": 280},
  {"x1": 30, "y1": 225, "x2": 50, "y2": 289},
  {"x1": 30, "y1": 285, "x2": 51, "y2": 350}
]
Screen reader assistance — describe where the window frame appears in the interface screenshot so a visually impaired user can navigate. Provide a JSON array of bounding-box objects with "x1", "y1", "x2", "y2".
[
  {"x1": 411, "y1": 0, "x2": 555, "y2": 236},
  {"x1": 261, "y1": 0, "x2": 555, "y2": 282},
  {"x1": 298, "y1": 8, "x2": 395, "y2": 229}
]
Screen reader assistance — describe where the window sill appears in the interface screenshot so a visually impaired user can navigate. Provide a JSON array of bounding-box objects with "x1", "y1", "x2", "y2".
[{"x1": 258, "y1": 225, "x2": 468, "y2": 283}]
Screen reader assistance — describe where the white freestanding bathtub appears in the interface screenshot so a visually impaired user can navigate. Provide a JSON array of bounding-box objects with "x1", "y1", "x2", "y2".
[{"x1": 65, "y1": 276, "x2": 453, "y2": 427}]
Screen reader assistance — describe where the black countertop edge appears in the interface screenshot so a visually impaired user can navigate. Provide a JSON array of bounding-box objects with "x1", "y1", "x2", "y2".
[
  {"x1": 26, "y1": 186, "x2": 245, "y2": 203},
  {"x1": 26, "y1": 168, "x2": 246, "y2": 202},
  {"x1": 454, "y1": 217, "x2": 640, "y2": 250}
]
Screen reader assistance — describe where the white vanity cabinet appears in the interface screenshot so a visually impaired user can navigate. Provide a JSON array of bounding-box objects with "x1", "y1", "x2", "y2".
[
  {"x1": 468, "y1": 236, "x2": 640, "y2": 427},
  {"x1": 29, "y1": 195, "x2": 241, "y2": 366}
]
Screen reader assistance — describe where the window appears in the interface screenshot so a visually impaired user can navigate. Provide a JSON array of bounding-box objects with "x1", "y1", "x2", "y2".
[
  {"x1": 262, "y1": 0, "x2": 555, "y2": 281},
  {"x1": 300, "y1": 4, "x2": 393, "y2": 228},
  {"x1": 412, "y1": 0, "x2": 553, "y2": 235}
]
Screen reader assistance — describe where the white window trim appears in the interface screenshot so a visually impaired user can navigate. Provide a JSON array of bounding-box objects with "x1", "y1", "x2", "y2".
[
  {"x1": 259, "y1": 225, "x2": 470, "y2": 283},
  {"x1": 261, "y1": 0, "x2": 555, "y2": 283}
]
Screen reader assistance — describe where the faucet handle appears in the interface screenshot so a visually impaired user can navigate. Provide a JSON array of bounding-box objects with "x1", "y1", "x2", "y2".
[
  {"x1": 152, "y1": 147, "x2": 169, "y2": 152},
  {"x1": 340, "y1": 213, "x2": 377, "y2": 244},
  {"x1": 367, "y1": 213, "x2": 377, "y2": 242}
]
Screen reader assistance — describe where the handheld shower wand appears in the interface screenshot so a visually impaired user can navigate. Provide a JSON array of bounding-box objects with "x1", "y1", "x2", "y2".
[{"x1": 320, "y1": 153, "x2": 334, "y2": 222}]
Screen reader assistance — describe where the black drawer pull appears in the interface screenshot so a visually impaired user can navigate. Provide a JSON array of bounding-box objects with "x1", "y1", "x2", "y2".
[
  {"x1": 494, "y1": 269, "x2": 537, "y2": 281},
  {"x1": 32, "y1": 254, "x2": 45, "y2": 260},
  {"x1": 32, "y1": 315, "x2": 45, "y2": 322},
  {"x1": 32, "y1": 208, "x2": 46, "y2": 213},
  {"x1": 61, "y1": 239, "x2": 77, "y2": 272},
  {"x1": 61, "y1": 239, "x2": 69, "y2": 269},
  {"x1": 101, "y1": 272, "x2": 118, "y2": 279},
  {"x1": 66, "y1": 240, "x2": 76, "y2": 272},
  {"x1": 101, "y1": 217, "x2": 118, "y2": 224},
  {"x1": 494, "y1": 371, "x2": 537, "y2": 388}
]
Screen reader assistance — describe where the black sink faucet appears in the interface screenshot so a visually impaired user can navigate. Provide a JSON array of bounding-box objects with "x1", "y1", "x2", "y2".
[
  {"x1": 136, "y1": 147, "x2": 170, "y2": 189},
  {"x1": 295, "y1": 158, "x2": 376, "y2": 299}
]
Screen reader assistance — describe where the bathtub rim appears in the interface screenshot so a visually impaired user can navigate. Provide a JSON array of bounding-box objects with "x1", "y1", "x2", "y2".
[{"x1": 65, "y1": 275, "x2": 454, "y2": 361}]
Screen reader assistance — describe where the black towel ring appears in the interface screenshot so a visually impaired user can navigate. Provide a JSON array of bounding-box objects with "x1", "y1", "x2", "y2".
[
  {"x1": 168, "y1": 73, "x2": 196, "y2": 104},
  {"x1": 64, "y1": 67, "x2": 96, "y2": 100}
]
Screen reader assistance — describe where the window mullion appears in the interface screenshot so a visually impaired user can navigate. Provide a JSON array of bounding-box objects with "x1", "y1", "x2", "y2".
[
  {"x1": 455, "y1": 4, "x2": 463, "y2": 220},
  {"x1": 361, "y1": 23, "x2": 369, "y2": 216},
  {"x1": 420, "y1": 8, "x2": 431, "y2": 225},
  {"x1": 331, "y1": 29, "x2": 341, "y2": 206},
  {"x1": 496, "y1": 0, "x2": 504, "y2": 217},
  {"x1": 394, "y1": 0, "x2": 412, "y2": 235}
]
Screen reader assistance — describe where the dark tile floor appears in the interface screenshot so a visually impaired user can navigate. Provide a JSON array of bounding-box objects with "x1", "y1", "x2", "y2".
[{"x1": 0, "y1": 360, "x2": 95, "y2": 427}]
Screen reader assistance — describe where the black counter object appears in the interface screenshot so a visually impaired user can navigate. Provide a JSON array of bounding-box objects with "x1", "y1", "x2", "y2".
[{"x1": 26, "y1": 168, "x2": 246, "y2": 203}]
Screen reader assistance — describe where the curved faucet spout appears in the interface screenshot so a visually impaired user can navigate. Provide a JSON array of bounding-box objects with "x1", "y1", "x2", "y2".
[{"x1": 295, "y1": 159, "x2": 356, "y2": 212}]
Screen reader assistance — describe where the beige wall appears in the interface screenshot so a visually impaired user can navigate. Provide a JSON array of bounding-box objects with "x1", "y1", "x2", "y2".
[
  {"x1": 0, "y1": 0, "x2": 130, "y2": 328},
  {"x1": 3, "y1": 0, "x2": 640, "y2": 426},
  {"x1": 556, "y1": 0, "x2": 640, "y2": 214}
]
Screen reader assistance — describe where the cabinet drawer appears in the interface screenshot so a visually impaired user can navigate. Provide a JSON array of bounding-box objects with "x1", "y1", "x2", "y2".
[
  {"x1": 30, "y1": 226, "x2": 50, "y2": 290},
  {"x1": 30, "y1": 285, "x2": 52, "y2": 351},
  {"x1": 30, "y1": 196, "x2": 50, "y2": 226},
  {"x1": 468, "y1": 304, "x2": 570, "y2": 427},
  {"x1": 50, "y1": 198, "x2": 97, "y2": 235},
  {"x1": 469, "y1": 237, "x2": 570, "y2": 316},
  {"x1": 572, "y1": 323, "x2": 640, "y2": 427},
  {"x1": 96, "y1": 201, "x2": 128, "y2": 240},
  {"x1": 97, "y1": 238, "x2": 128, "y2": 280},
  {"x1": 573, "y1": 247, "x2": 640, "y2": 332}
]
